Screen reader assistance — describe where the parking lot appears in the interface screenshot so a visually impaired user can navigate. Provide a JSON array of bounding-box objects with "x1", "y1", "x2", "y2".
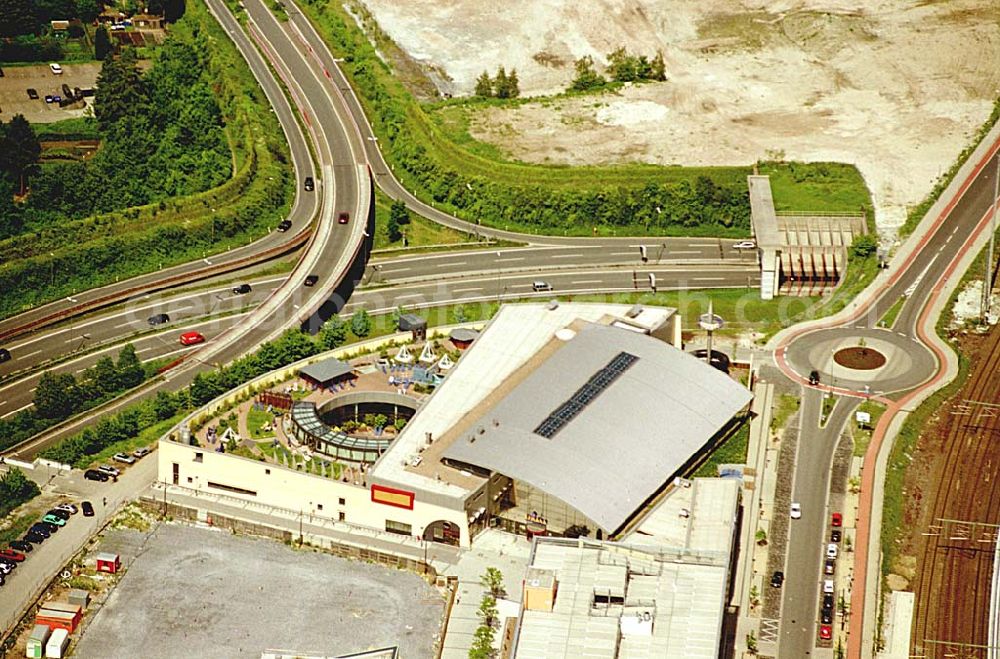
[
  {"x1": 0, "y1": 62, "x2": 99, "y2": 123},
  {"x1": 72, "y1": 523, "x2": 446, "y2": 658}
]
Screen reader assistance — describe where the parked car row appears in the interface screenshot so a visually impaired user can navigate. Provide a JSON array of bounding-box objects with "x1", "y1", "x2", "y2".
[
  {"x1": 1, "y1": 502, "x2": 91, "y2": 587},
  {"x1": 818, "y1": 511, "x2": 844, "y2": 643},
  {"x1": 84, "y1": 446, "x2": 150, "y2": 481}
]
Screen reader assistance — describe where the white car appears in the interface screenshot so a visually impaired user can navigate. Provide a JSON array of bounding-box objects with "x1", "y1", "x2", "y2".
[
  {"x1": 823, "y1": 579, "x2": 834, "y2": 594},
  {"x1": 827, "y1": 543, "x2": 838, "y2": 560},
  {"x1": 732, "y1": 240, "x2": 757, "y2": 250},
  {"x1": 98, "y1": 464, "x2": 120, "y2": 477},
  {"x1": 790, "y1": 502, "x2": 802, "y2": 519},
  {"x1": 113, "y1": 452, "x2": 136, "y2": 464},
  {"x1": 49, "y1": 63, "x2": 63, "y2": 75},
  {"x1": 55, "y1": 503, "x2": 78, "y2": 515}
]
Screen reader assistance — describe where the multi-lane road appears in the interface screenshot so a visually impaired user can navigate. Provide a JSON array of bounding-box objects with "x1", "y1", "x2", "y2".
[{"x1": 774, "y1": 140, "x2": 1000, "y2": 657}]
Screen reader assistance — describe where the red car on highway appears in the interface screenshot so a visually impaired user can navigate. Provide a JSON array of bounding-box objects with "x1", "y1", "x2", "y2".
[
  {"x1": 179, "y1": 331, "x2": 205, "y2": 346},
  {"x1": 831, "y1": 512, "x2": 843, "y2": 527},
  {"x1": 337, "y1": 211, "x2": 350, "y2": 225}
]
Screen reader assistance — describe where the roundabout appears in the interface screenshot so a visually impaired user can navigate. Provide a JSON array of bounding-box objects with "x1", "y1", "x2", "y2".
[{"x1": 779, "y1": 326, "x2": 938, "y2": 397}]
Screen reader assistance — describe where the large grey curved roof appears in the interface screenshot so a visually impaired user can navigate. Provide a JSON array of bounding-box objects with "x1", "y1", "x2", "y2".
[{"x1": 443, "y1": 322, "x2": 752, "y2": 532}]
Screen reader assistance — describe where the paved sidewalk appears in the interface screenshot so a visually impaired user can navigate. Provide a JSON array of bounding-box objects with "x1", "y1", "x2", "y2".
[{"x1": 0, "y1": 458, "x2": 156, "y2": 646}]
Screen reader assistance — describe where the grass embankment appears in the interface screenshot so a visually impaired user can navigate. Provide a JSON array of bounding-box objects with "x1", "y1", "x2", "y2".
[
  {"x1": 0, "y1": 0, "x2": 294, "y2": 320},
  {"x1": 371, "y1": 187, "x2": 475, "y2": 250},
  {"x1": 851, "y1": 400, "x2": 886, "y2": 458},
  {"x1": 694, "y1": 421, "x2": 751, "y2": 478},
  {"x1": 879, "y1": 222, "x2": 1000, "y2": 590},
  {"x1": 771, "y1": 394, "x2": 800, "y2": 433},
  {"x1": 297, "y1": 0, "x2": 871, "y2": 239}
]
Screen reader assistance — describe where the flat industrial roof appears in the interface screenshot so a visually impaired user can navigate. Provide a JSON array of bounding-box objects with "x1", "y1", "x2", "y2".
[
  {"x1": 443, "y1": 323, "x2": 751, "y2": 531},
  {"x1": 514, "y1": 479, "x2": 739, "y2": 659},
  {"x1": 371, "y1": 303, "x2": 676, "y2": 498}
]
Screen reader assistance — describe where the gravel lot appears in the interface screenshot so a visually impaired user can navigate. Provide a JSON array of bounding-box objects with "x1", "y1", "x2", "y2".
[{"x1": 73, "y1": 524, "x2": 445, "y2": 659}]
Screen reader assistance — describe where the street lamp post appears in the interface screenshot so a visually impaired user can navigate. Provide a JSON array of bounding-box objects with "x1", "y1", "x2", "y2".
[
  {"x1": 50, "y1": 252, "x2": 56, "y2": 287},
  {"x1": 496, "y1": 251, "x2": 502, "y2": 304}
]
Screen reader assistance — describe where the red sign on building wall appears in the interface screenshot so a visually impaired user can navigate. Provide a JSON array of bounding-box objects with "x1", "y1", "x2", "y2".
[{"x1": 371, "y1": 484, "x2": 415, "y2": 510}]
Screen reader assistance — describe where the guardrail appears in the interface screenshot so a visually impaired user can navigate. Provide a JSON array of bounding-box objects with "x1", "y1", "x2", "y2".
[
  {"x1": 990, "y1": 529, "x2": 1000, "y2": 659},
  {"x1": 0, "y1": 227, "x2": 311, "y2": 345}
]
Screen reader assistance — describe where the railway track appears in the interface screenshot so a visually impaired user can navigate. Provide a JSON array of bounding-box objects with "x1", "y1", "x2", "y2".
[{"x1": 911, "y1": 326, "x2": 1000, "y2": 657}]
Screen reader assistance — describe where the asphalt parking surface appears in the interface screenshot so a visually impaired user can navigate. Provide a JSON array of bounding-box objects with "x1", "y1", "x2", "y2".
[
  {"x1": 0, "y1": 62, "x2": 99, "y2": 123},
  {"x1": 72, "y1": 524, "x2": 445, "y2": 659}
]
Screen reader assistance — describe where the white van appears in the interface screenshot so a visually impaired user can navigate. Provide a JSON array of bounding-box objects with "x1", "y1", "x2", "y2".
[{"x1": 532, "y1": 281, "x2": 553, "y2": 292}]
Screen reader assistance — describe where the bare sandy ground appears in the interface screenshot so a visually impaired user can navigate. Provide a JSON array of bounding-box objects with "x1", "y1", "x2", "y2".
[{"x1": 359, "y1": 0, "x2": 1000, "y2": 236}]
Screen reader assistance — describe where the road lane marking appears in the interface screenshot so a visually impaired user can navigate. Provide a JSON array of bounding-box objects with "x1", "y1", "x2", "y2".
[
  {"x1": 16, "y1": 350, "x2": 42, "y2": 361},
  {"x1": 1, "y1": 403, "x2": 32, "y2": 419},
  {"x1": 571, "y1": 280, "x2": 604, "y2": 285},
  {"x1": 495, "y1": 257, "x2": 524, "y2": 262},
  {"x1": 452, "y1": 287, "x2": 484, "y2": 293},
  {"x1": 436, "y1": 262, "x2": 465, "y2": 267}
]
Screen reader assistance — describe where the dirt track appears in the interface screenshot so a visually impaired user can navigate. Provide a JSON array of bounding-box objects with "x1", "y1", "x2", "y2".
[{"x1": 909, "y1": 326, "x2": 1000, "y2": 657}]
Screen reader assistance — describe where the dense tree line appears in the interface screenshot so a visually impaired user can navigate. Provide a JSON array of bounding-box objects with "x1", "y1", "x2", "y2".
[
  {"x1": 0, "y1": 45, "x2": 230, "y2": 239},
  {"x1": 0, "y1": 344, "x2": 148, "y2": 454},
  {"x1": 40, "y1": 316, "x2": 382, "y2": 465},
  {"x1": 570, "y1": 47, "x2": 666, "y2": 92}
]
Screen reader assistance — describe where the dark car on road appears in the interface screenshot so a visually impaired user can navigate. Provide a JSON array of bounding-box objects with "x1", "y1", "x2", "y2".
[
  {"x1": 0, "y1": 348, "x2": 10, "y2": 363},
  {"x1": 148, "y1": 313, "x2": 170, "y2": 326},
  {"x1": 809, "y1": 369, "x2": 820, "y2": 385},
  {"x1": 304, "y1": 176, "x2": 314, "y2": 191},
  {"x1": 304, "y1": 275, "x2": 319, "y2": 287},
  {"x1": 337, "y1": 211, "x2": 349, "y2": 224},
  {"x1": 821, "y1": 608, "x2": 833, "y2": 624},
  {"x1": 27, "y1": 88, "x2": 39, "y2": 100},
  {"x1": 830, "y1": 529, "x2": 841, "y2": 543},
  {"x1": 37, "y1": 521, "x2": 59, "y2": 533},
  {"x1": 770, "y1": 571, "x2": 784, "y2": 588},
  {"x1": 823, "y1": 593, "x2": 834, "y2": 610},
  {"x1": 84, "y1": 469, "x2": 109, "y2": 482},
  {"x1": 9, "y1": 540, "x2": 33, "y2": 553},
  {"x1": 277, "y1": 219, "x2": 292, "y2": 232},
  {"x1": 81, "y1": 501, "x2": 95, "y2": 517},
  {"x1": 232, "y1": 283, "x2": 252, "y2": 295},
  {"x1": 46, "y1": 508, "x2": 71, "y2": 521}
]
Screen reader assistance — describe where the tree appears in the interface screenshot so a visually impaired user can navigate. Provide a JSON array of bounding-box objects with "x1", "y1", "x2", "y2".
[
  {"x1": 650, "y1": 51, "x2": 666, "y2": 81},
  {"x1": 606, "y1": 46, "x2": 638, "y2": 82},
  {"x1": 350, "y1": 309, "x2": 372, "y2": 338},
  {"x1": 95, "y1": 50, "x2": 149, "y2": 133},
  {"x1": 493, "y1": 66, "x2": 510, "y2": 99},
  {"x1": 76, "y1": 0, "x2": 101, "y2": 21},
  {"x1": 2, "y1": 115, "x2": 41, "y2": 196},
  {"x1": 474, "y1": 70, "x2": 492, "y2": 97},
  {"x1": 90, "y1": 356, "x2": 119, "y2": 397},
  {"x1": 570, "y1": 55, "x2": 605, "y2": 92},
  {"x1": 504, "y1": 69, "x2": 521, "y2": 98},
  {"x1": 0, "y1": 0, "x2": 37, "y2": 37},
  {"x1": 389, "y1": 199, "x2": 410, "y2": 225},
  {"x1": 480, "y1": 567, "x2": 505, "y2": 599},
  {"x1": 319, "y1": 315, "x2": 347, "y2": 350},
  {"x1": 116, "y1": 344, "x2": 145, "y2": 390},
  {"x1": 162, "y1": 0, "x2": 185, "y2": 22},
  {"x1": 387, "y1": 209, "x2": 402, "y2": 243},
  {"x1": 851, "y1": 233, "x2": 878, "y2": 259},
  {"x1": 94, "y1": 25, "x2": 112, "y2": 61},
  {"x1": 34, "y1": 371, "x2": 79, "y2": 419},
  {"x1": 468, "y1": 625, "x2": 495, "y2": 659},
  {"x1": 0, "y1": 467, "x2": 38, "y2": 499},
  {"x1": 153, "y1": 390, "x2": 180, "y2": 421}
]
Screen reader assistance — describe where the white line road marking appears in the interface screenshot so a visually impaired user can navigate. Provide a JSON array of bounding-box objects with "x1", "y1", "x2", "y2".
[
  {"x1": 436, "y1": 262, "x2": 465, "y2": 267},
  {"x1": 452, "y1": 287, "x2": 484, "y2": 293},
  {"x1": 571, "y1": 280, "x2": 604, "y2": 285},
  {"x1": 1, "y1": 403, "x2": 32, "y2": 418},
  {"x1": 394, "y1": 294, "x2": 422, "y2": 300},
  {"x1": 382, "y1": 267, "x2": 410, "y2": 273},
  {"x1": 551, "y1": 253, "x2": 584, "y2": 259},
  {"x1": 692, "y1": 277, "x2": 728, "y2": 282},
  {"x1": 495, "y1": 257, "x2": 524, "y2": 262},
  {"x1": 16, "y1": 350, "x2": 42, "y2": 361},
  {"x1": 670, "y1": 250, "x2": 701, "y2": 255}
]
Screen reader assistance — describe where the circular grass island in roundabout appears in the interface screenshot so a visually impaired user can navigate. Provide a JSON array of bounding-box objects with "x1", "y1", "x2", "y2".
[{"x1": 833, "y1": 346, "x2": 887, "y2": 370}]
